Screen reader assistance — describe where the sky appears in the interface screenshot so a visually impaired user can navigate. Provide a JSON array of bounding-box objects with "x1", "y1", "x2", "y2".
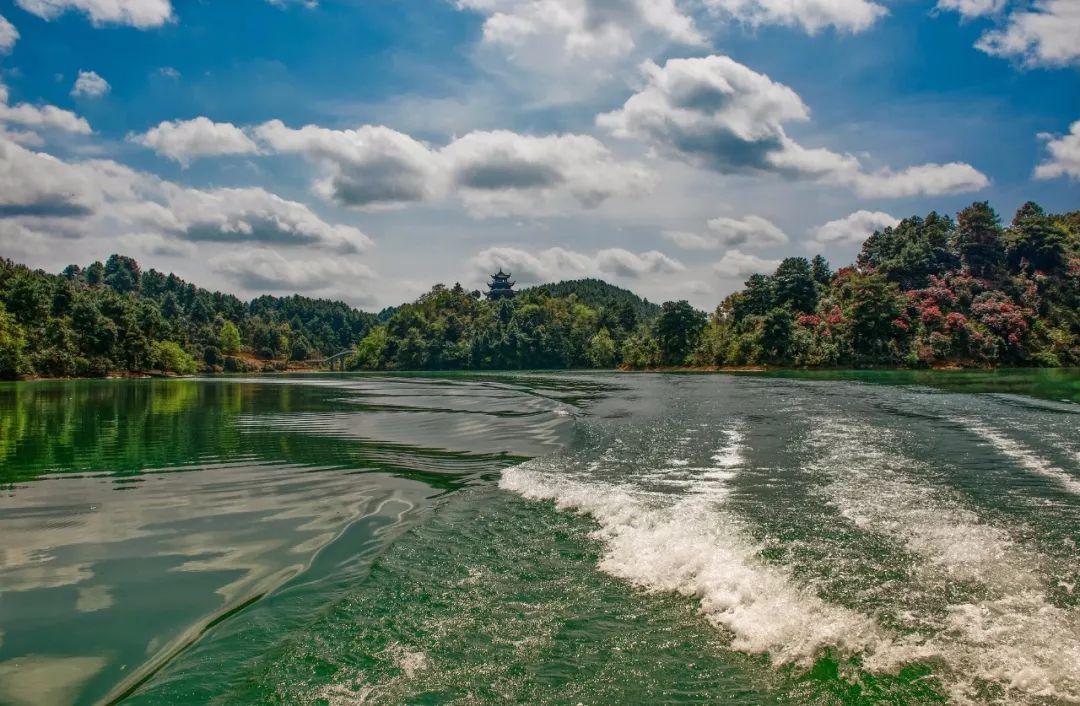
[{"x1": 0, "y1": 0, "x2": 1076, "y2": 310}]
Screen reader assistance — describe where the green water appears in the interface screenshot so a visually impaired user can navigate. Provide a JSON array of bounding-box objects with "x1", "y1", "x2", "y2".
[{"x1": 0, "y1": 371, "x2": 1077, "y2": 705}]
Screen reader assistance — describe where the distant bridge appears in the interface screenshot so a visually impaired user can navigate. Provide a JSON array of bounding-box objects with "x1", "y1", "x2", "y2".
[{"x1": 310, "y1": 349, "x2": 353, "y2": 371}]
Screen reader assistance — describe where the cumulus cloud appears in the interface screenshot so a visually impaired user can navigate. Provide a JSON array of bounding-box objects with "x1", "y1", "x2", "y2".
[
  {"x1": 599, "y1": 55, "x2": 989, "y2": 198},
  {"x1": 707, "y1": 214, "x2": 788, "y2": 247},
  {"x1": 712, "y1": 249, "x2": 780, "y2": 278},
  {"x1": 212, "y1": 248, "x2": 373, "y2": 292},
  {"x1": 71, "y1": 70, "x2": 109, "y2": 98},
  {"x1": 130, "y1": 117, "x2": 259, "y2": 166},
  {"x1": 808, "y1": 209, "x2": 899, "y2": 249},
  {"x1": 164, "y1": 186, "x2": 372, "y2": 253},
  {"x1": 936, "y1": 0, "x2": 1006, "y2": 19},
  {"x1": 1034, "y1": 120, "x2": 1080, "y2": 180},
  {"x1": 458, "y1": 0, "x2": 703, "y2": 64},
  {"x1": 662, "y1": 229, "x2": 718, "y2": 249},
  {"x1": 254, "y1": 120, "x2": 441, "y2": 209},
  {"x1": 0, "y1": 83, "x2": 92, "y2": 137},
  {"x1": 253, "y1": 120, "x2": 650, "y2": 216},
  {"x1": 0, "y1": 135, "x2": 370, "y2": 254},
  {"x1": 15, "y1": 0, "x2": 173, "y2": 28},
  {"x1": 0, "y1": 14, "x2": 18, "y2": 54},
  {"x1": 975, "y1": 0, "x2": 1080, "y2": 67},
  {"x1": 847, "y1": 162, "x2": 990, "y2": 198},
  {"x1": 598, "y1": 55, "x2": 809, "y2": 173},
  {"x1": 471, "y1": 245, "x2": 683, "y2": 284},
  {"x1": 664, "y1": 214, "x2": 788, "y2": 250},
  {"x1": 441, "y1": 130, "x2": 652, "y2": 216},
  {"x1": 704, "y1": 0, "x2": 887, "y2": 34}
]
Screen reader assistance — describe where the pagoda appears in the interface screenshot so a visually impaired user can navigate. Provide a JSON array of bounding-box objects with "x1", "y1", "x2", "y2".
[{"x1": 486, "y1": 270, "x2": 516, "y2": 300}]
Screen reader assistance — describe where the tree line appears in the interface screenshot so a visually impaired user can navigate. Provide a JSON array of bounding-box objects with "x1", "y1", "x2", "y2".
[
  {"x1": 0, "y1": 200, "x2": 1076, "y2": 379},
  {"x1": 695, "y1": 201, "x2": 1078, "y2": 368},
  {"x1": 0, "y1": 254, "x2": 375, "y2": 378}
]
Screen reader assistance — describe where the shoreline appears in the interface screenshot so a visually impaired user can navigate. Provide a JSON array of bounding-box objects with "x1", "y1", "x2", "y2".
[{"x1": 6, "y1": 363, "x2": 1076, "y2": 383}]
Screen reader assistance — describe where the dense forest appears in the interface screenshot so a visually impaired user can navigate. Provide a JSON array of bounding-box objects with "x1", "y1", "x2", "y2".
[
  {"x1": 0, "y1": 255, "x2": 375, "y2": 378},
  {"x1": 349, "y1": 200, "x2": 1078, "y2": 371},
  {"x1": 0, "y1": 200, "x2": 1076, "y2": 379},
  {"x1": 696, "y1": 201, "x2": 1079, "y2": 369}
]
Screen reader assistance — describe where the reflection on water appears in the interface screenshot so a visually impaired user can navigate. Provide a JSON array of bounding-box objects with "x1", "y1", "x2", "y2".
[
  {"x1": 0, "y1": 374, "x2": 590, "y2": 706},
  {"x1": 2, "y1": 370, "x2": 1077, "y2": 706}
]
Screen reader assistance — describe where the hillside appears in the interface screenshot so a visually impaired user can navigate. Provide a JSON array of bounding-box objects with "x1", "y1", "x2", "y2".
[
  {"x1": 0, "y1": 255, "x2": 376, "y2": 378},
  {"x1": 696, "y1": 201, "x2": 1079, "y2": 368},
  {"x1": 521, "y1": 278, "x2": 661, "y2": 321}
]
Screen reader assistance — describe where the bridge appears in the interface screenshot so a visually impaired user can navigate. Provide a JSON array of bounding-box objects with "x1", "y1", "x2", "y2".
[{"x1": 310, "y1": 349, "x2": 353, "y2": 371}]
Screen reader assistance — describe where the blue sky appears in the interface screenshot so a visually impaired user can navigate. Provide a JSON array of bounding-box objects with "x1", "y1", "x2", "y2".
[{"x1": 0, "y1": 0, "x2": 1076, "y2": 308}]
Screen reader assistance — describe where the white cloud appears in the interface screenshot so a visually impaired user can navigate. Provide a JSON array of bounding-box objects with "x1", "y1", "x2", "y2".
[
  {"x1": 707, "y1": 214, "x2": 788, "y2": 247},
  {"x1": 808, "y1": 209, "x2": 899, "y2": 249},
  {"x1": 664, "y1": 214, "x2": 788, "y2": 250},
  {"x1": 847, "y1": 162, "x2": 990, "y2": 198},
  {"x1": 1034, "y1": 120, "x2": 1080, "y2": 180},
  {"x1": 598, "y1": 55, "x2": 810, "y2": 174},
  {"x1": 0, "y1": 135, "x2": 370, "y2": 254},
  {"x1": 71, "y1": 70, "x2": 110, "y2": 98},
  {"x1": 131, "y1": 117, "x2": 259, "y2": 166},
  {"x1": 15, "y1": 0, "x2": 173, "y2": 28},
  {"x1": 599, "y1": 55, "x2": 989, "y2": 198},
  {"x1": 0, "y1": 83, "x2": 92, "y2": 136},
  {"x1": 975, "y1": 0, "x2": 1080, "y2": 67},
  {"x1": 441, "y1": 130, "x2": 652, "y2": 217},
  {"x1": 458, "y1": 0, "x2": 703, "y2": 63},
  {"x1": 472, "y1": 245, "x2": 683, "y2": 284},
  {"x1": 0, "y1": 14, "x2": 18, "y2": 54},
  {"x1": 254, "y1": 120, "x2": 651, "y2": 216},
  {"x1": 116, "y1": 231, "x2": 197, "y2": 258},
  {"x1": 662, "y1": 229, "x2": 718, "y2": 249},
  {"x1": 212, "y1": 248, "x2": 373, "y2": 292},
  {"x1": 163, "y1": 186, "x2": 372, "y2": 253},
  {"x1": 254, "y1": 119, "x2": 441, "y2": 209},
  {"x1": 705, "y1": 0, "x2": 887, "y2": 34},
  {"x1": 712, "y1": 249, "x2": 780, "y2": 278},
  {"x1": 936, "y1": 0, "x2": 1005, "y2": 19}
]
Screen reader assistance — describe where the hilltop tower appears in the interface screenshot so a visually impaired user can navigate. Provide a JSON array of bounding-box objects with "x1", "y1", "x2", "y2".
[{"x1": 486, "y1": 270, "x2": 516, "y2": 300}]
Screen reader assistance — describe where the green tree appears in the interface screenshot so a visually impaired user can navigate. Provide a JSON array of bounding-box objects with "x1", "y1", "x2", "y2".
[
  {"x1": 773, "y1": 257, "x2": 818, "y2": 313},
  {"x1": 104, "y1": 254, "x2": 142, "y2": 293},
  {"x1": 858, "y1": 212, "x2": 958, "y2": 288},
  {"x1": 0, "y1": 303, "x2": 27, "y2": 379},
  {"x1": 150, "y1": 340, "x2": 198, "y2": 374},
  {"x1": 587, "y1": 328, "x2": 618, "y2": 368},
  {"x1": 954, "y1": 202, "x2": 1005, "y2": 279},
  {"x1": 1006, "y1": 201, "x2": 1068, "y2": 272},
  {"x1": 811, "y1": 255, "x2": 832, "y2": 285},
  {"x1": 653, "y1": 300, "x2": 707, "y2": 365},
  {"x1": 759, "y1": 308, "x2": 794, "y2": 362},
  {"x1": 219, "y1": 321, "x2": 242, "y2": 354}
]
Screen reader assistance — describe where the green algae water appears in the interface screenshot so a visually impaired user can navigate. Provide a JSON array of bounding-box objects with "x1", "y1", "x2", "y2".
[{"x1": 0, "y1": 371, "x2": 1077, "y2": 705}]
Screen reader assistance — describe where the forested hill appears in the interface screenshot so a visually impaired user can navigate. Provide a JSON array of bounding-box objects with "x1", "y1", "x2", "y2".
[
  {"x1": 1, "y1": 199, "x2": 1077, "y2": 378},
  {"x1": 0, "y1": 255, "x2": 376, "y2": 378},
  {"x1": 697, "y1": 201, "x2": 1079, "y2": 368},
  {"x1": 349, "y1": 200, "x2": 1077, "y2": 372},
  {"x1": 521, "y1": 279, "x2": 661, "y2": 321}
]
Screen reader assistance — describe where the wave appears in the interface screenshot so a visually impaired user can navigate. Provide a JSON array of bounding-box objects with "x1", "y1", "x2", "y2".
[
  {"x1": 500, "y1": 463, "x2": 887, "y2": 668},
  {"x1": 809, "y1": 418, "x2": 1080, "y2": 704},
  {"x1": 961, "y1": 419, "x2": 1080, "y2": 496}
]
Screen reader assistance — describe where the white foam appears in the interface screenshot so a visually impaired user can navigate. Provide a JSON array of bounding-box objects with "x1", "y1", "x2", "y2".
[
  {"x1": 711, "y1": 429, "x2": 745, "y2": 469},
  {"x1": 500, "y1": 466, "x2": 885, "y2": 667},
  {"x1": 963, "y1": 419, "x2": 1080, "y2": 496},
  {"x1": 809, "y1": 418, "x2": 1080, "y2": 704}
]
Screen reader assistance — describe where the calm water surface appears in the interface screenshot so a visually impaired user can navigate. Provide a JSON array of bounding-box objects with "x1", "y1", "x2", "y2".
[{"x1": 0, "y1": 370, "x2": 1077, "y2": 705}]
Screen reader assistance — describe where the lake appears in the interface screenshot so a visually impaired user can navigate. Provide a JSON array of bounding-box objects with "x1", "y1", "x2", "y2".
[{"x1": 0, "y1": 370, "x2": 1077, "y2": 705}]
